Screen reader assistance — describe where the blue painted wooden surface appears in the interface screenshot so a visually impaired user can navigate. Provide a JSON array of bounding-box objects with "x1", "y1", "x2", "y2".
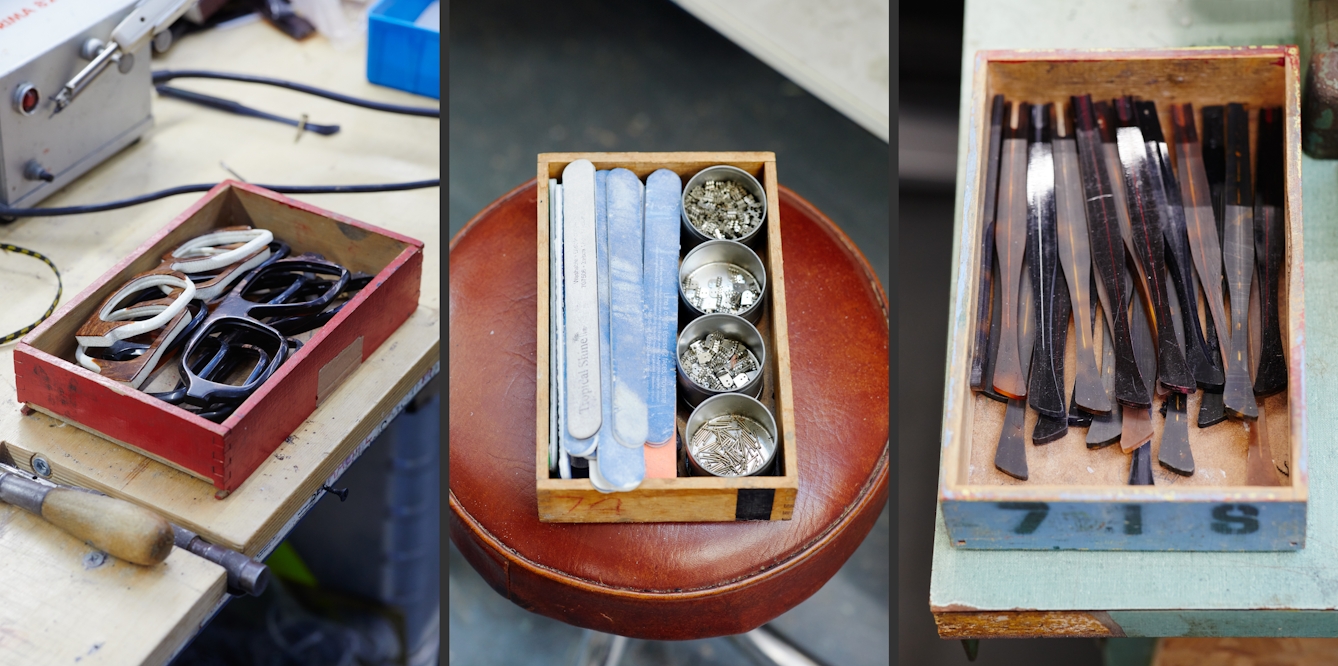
[
  {"x1": 930, "y1": 0, "x2": 1338, "y2": 633},
  {"x1": 942, "y1": 499, "x2": 1303, "y2": 551}
]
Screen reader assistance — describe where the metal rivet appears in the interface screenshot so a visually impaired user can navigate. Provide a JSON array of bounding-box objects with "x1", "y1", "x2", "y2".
[
  {"x1": 31, "y1": 455, "x2": 51, "y2": 478},
  {"x1": 83, "y1": 551, "x2": 107, "y2": 569}
]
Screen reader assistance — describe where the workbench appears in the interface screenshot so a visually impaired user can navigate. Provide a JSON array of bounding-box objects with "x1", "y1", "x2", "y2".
[
  {"x1": 929, "y1": 0, "x2": 1338, "y2": 639},
  {"x1": 0, "y1": 18, "x2": 439, "y2": 665}
]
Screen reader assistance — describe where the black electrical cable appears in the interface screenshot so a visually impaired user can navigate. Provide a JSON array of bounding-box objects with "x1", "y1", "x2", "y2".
[
  {"x1": 152, "y1": 69, "x2": 440, "y2": 118},
  {"x1": 0, "y1": 179, "x2": 438, "y2": 218},
  {"x1": 0, "y1": 244, "x2": 62, "y2": 344}
]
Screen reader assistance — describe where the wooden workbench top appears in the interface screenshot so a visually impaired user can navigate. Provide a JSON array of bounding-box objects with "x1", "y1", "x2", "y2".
[{"x1": 0, "y1": 18, "x2": 438, "y2": 666}]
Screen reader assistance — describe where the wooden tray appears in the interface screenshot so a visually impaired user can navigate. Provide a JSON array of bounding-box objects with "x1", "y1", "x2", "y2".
[
  {"x1": 13, "y1": 181, "x2": 424, "y2": 494},
  {"x1": 535, "y1": 152, "x2": 798, "y2": 522},
  {"x1": 939, "y1": 47, "x2": 1307, "y2": 550}
]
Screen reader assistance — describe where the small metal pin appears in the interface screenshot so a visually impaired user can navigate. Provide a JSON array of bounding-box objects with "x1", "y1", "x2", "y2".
[
  {"x1": 688, "y1": 414, "x2": 771, "y2": 476},
  {"x1": 295, "y1": 113, "x2": 309, "y2": 143}
]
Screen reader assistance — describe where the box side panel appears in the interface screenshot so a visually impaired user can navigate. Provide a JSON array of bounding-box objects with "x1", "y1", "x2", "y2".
[
  {"x1": 762, "y1": 159, "x2": 799, "y2": 487},
  {"x1": 942, "y1": 498, "x2": 1304, "y2": 551},
  {"x1": 14, "y1": 346, "x2": 227, "y2": 486},
  {"x1": 539, "y1": 486, "x2": 786, "y2": 523},
  {"x1": 1283, "y1": 47, "x2": 1308, "y2": 495},
  {"x1": 535, "y1": 167, "x2": 550, "y2": 486}
]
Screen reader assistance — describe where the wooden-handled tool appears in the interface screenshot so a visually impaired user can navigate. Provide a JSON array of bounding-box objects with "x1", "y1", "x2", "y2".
[{"x1": 0, "y1": 467, "x2": 173, "y2": 566}]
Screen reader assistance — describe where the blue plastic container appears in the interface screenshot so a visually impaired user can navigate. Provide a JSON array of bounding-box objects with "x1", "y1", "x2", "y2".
[{"x1": 367, "y1": 0, "x2": 440, "y2": 99}]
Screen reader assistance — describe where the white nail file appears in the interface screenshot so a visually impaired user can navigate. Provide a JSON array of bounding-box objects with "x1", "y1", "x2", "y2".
[
  {"x1": 554, "y1": 182, "x2": 597, "y2": 459},
  {"x1": 556, "y1": 180, "x2": 597, "y2": 459},
  {"x1": 562, "y1": 160, "x2": 603, "y2": 441}
]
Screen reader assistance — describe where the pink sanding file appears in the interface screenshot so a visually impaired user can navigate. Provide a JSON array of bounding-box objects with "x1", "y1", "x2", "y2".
[{"x1": 644, "y1": 434, "x2": 677, "y2": 478}]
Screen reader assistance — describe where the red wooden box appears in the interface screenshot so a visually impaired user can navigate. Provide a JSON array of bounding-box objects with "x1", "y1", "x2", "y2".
[{"x1": 13, "y1": 182, "x2": 423, "y2": 493}]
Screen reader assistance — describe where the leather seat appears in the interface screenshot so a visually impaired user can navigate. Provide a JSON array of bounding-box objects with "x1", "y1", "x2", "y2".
[{"x1": 449, "y1": 180, "x2": 888, "y2": 640}]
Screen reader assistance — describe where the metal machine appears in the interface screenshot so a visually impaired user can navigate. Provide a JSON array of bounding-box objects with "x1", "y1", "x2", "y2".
[{"x1": 0, "y1": 0, "x2": 194, "y2": 207}]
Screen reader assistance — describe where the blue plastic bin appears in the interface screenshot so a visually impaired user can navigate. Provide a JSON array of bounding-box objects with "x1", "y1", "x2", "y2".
[{"x1": 367, "y1": 0, "x2": 440, "y2": 99}]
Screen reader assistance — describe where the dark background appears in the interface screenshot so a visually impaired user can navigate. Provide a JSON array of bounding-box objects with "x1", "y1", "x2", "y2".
[
  {"x1": 898, "y1": 3, "x2": 1106, "y2": 664},
  {"x1": 449, "y1": 1, "x2": 889, "y2": 664}
]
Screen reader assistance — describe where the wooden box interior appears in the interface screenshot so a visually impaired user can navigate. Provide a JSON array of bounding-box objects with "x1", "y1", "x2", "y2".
[
  {"x1": 535, "y1": 152, "x2": 799, "y2": 522},
  {"x1": 945, "y1": 49, "x2": 1305, "y2": 500},
  {"x1": 30, "y1": 186, "x2": 412, "y2": 364}
]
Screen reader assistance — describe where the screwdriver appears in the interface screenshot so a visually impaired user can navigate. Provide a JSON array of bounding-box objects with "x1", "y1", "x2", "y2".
[
  {"x1": 0, "y1": 457, "x2": 269, "y2": 595},
  {"x1": 0, "y1": 464, "x2": 173, "y2": 566}
]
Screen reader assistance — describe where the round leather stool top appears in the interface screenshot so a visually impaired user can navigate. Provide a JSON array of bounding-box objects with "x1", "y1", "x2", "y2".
[{"x1": 449, "y1": 181, "x2": 888, "y2": 640}]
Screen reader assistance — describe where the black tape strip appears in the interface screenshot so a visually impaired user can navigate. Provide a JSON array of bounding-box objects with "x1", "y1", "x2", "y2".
[{"x1": 735, "y1": 488, "x2": 775, "y2": 521}]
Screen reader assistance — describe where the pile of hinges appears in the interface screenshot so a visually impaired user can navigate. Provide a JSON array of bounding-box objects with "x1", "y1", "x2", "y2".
[
  {"x1": 74, "y1": 226, "x2": 368, "y2": 422},
  {"x1": 680, "y1": 331, "x2": 762, "y2": 392},
  {"x1": 683, "y1": 179, "x2": 765, "y2": 241},
  {"x1": 971, "y1": 94, "x2": 1287, "y2": 487},
  {"x1": 681, "y1": 267, "x2": 761, "y2": 315},
  {"x1": 689, "y1": 414, "x2": 772, "y2": 477}
]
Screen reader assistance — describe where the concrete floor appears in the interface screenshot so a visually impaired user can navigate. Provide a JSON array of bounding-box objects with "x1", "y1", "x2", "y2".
[{"x1": 448, "y1": 1, "x2": 889, "y2": 664}]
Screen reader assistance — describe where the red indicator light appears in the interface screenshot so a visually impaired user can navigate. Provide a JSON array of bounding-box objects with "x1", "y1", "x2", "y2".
[{"x1": 19, "y1": 87, "x2": 37, "y2": 114}]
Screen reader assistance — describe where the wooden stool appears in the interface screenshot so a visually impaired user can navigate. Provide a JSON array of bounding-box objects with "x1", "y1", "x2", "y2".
[{"x1": 449, "y1": 180, "x2": 889, "y2": 640}]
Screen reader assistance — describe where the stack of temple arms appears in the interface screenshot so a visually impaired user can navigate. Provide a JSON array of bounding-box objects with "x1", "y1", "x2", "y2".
[
  {"x1": 970, "y1": 94, "x2": 1287, "y2": 485},
  {"x1": 548, "y1": 160, "x2": 683, "y2": 493}
]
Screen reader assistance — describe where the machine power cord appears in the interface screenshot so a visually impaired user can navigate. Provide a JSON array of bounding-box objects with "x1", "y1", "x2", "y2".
[
  {"x1": 151, "y1": 70, "x2": 440, "y2": 117},
  {"x1": 0, "y1": 179, "x2": 439, "y2": 217},
  {"x1": 0, "y1": 244, "x2": 62, "y2": 345}
]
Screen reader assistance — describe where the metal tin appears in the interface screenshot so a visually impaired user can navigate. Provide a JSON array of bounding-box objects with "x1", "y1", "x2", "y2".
[
  {"x1": 682, "y1": 393, "x2": 778, "y2": 477},
  {"x1": 676, "y1": 313, "x2": 766, "y2": 406},
  {"x1": 678, "y1": 240, "x2": 767, "y2": 323},
  {"x1": 680, "y1": 165, "x2": 767, "y2": 249}
]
